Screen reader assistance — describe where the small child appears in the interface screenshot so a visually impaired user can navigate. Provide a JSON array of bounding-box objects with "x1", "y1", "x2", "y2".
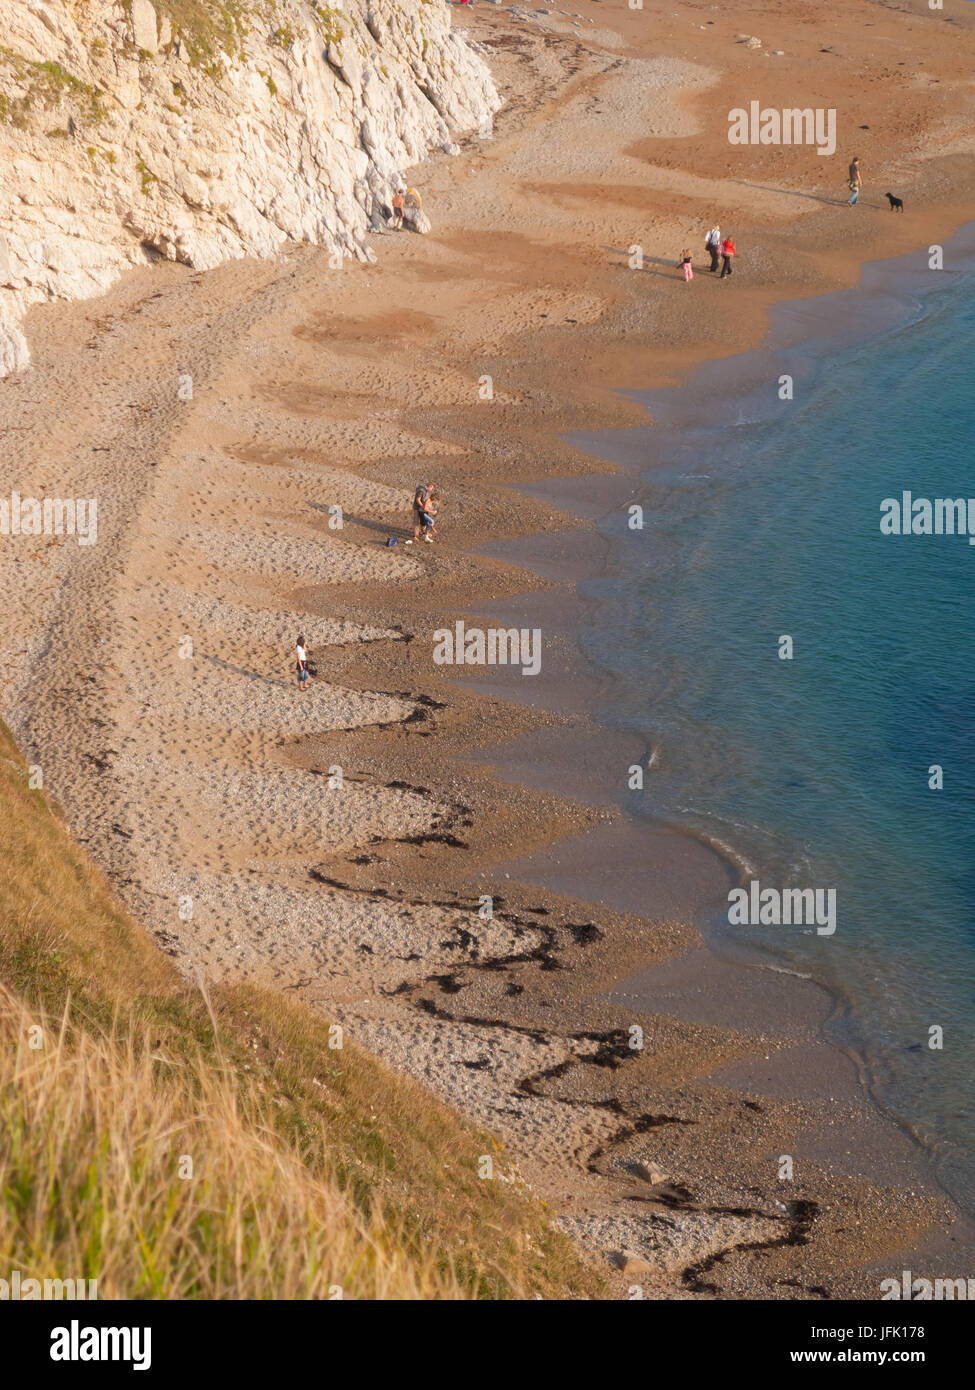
[
  {"x1": 678, "y1": 249, "x2": 694, "y2": 283},
  {"x1": 295, "y1": 636, "x2": 310, "y2": 691}
]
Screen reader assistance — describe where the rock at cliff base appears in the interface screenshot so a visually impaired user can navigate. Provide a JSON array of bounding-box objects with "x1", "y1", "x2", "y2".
[{"x1": 0, "y1": 320, "x2": 30, "y2": 376}]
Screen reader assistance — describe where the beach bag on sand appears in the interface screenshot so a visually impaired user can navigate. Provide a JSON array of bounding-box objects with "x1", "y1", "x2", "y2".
[{"x1": 386, "y1": 536, "x2": 398, "y2": 546}]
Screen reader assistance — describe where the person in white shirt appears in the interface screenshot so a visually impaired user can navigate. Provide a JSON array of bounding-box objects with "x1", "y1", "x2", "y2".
[
  {"x1": 705, "y1": 224, "x2": 721, "y2": 273},
  {"x1": 295, "y1": 637, "x2": 310, "y2": 691}
]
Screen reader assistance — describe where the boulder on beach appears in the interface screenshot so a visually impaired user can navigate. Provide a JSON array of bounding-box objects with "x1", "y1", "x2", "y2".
[{"x1": 633, "y1": 1162, "x2": 668, "y2": 1185}]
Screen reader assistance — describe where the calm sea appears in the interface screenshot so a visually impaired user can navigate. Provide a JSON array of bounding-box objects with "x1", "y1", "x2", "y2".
[{"x1": 579, "y1": 247, "x2": 975, "y2": 1210}]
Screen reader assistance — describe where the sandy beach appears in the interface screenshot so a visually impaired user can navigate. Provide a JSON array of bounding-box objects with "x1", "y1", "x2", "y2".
[{"x1": 4, "y1": 0, "x2": 975, "y2": 1296}]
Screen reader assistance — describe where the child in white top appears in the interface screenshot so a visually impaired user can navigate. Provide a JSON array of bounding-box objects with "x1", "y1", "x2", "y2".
[{"x1": 295, "y1": 637, "x2": 310, "y2": 691}]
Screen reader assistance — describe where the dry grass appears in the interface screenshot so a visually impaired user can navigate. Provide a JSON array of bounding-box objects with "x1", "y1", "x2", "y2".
[
  {"x1": 0, "y1": 987, "x2": 456, "y2": 1299},
  {"x1": 0, "y1": 723, "x2": 603, "y2": 1299}
]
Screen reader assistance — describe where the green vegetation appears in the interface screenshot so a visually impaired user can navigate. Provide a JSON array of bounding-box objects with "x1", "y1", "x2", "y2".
[
  {"x1": 135, "y1": 155, "x2": 160, "y2": 194},
  {"x1": 0, "y1": 47, "x2": 106, "y2": 128},
  {"x1": 146, "y1": 0, "x2": 252, "y2": 71},
  {"x1": 0, "y1": 1, "x2": 359, "y2": 127},
  {"x1": 126, "y1": 1, "x2": 348, "y2": 75},
  {"x1": 308, "y1": 2, "x2": 346, "y2": 47},
  {"x1": 86, "y1": 145, "x2": 118, "y2": 166},
  {"x1": 0, "y1": 723, "x2": 602, "y2": 1299}
]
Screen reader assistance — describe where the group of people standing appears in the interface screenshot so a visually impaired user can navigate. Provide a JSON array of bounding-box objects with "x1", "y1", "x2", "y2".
[
  {"x1": 677, "y1": 226, "x2": 737, "y2": 282},
  {"x1": 679, "y1": 158, "x2": 863, "y2": 289}
]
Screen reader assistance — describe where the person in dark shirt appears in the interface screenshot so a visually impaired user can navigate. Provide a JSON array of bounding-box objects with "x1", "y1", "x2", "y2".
[{"x1": 406, "y1": 482, "x2": 432, "y2": 543}]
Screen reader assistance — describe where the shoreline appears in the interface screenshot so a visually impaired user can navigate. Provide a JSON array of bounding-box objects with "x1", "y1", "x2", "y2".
[
  {"x1": 589, "y1": 220, "x2": 975, "y2": 1223},
  {"x1": 3, "y1": 1, "x2": 975, "y2": 1294},
  {"x1": 460, "y1": 221, "x2": 975, "y2": 1260}
]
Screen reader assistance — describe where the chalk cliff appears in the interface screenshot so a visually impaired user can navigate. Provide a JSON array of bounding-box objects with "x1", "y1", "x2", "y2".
[{"x1": 0, "y1": 0, "x2": 500, "y2": 373}]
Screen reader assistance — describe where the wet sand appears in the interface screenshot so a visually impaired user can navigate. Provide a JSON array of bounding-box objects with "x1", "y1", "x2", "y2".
[
  {"x1": 466, "y1": 358, "x2": 965, "y2": 1288},
  {"x1": 558, "y1": 212, "x2": 975, "y2": 1210}
]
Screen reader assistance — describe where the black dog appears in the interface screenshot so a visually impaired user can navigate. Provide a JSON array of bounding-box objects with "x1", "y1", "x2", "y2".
[{"x1": 885, "y1": 192, "x2": 904, "y2": 213}]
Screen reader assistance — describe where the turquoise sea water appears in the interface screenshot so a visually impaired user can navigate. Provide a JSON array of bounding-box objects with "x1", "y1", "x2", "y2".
[{"x1": 583, "y1": 257, "x2": 975, "y2": 1208}]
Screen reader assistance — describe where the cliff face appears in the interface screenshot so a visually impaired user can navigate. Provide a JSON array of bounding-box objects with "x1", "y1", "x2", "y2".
[{"x1": 0, "y1": 0, "x2": 499, "y2": 373}]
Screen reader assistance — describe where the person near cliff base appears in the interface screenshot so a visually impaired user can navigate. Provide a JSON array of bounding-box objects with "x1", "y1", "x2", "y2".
[
  {"x1": 719, "y1": 235, "x2": 736, "y2": 279},
  {"x1": 390, "y1": 190, "x2": 405, "y2": 229}
]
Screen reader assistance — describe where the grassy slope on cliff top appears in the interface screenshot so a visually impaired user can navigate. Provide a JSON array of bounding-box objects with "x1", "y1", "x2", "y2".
[{"x1": 0, "y1": 721, "x2": 603, "y2": 1299}]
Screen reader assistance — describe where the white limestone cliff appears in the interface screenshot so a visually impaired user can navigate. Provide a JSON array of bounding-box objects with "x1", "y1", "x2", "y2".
[{"x1": 0, "y1": 0, "x2": 500, "y2": 373}]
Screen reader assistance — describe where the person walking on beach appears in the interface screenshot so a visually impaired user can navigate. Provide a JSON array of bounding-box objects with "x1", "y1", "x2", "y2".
[
  {"x1": 406, "y1": 481, "x2": 432, "y2": 544},
  {"x1": 848, "y1": 156, "x2": 862, "y2": 206},
  {"x1": 719, "y1": 234, "x2": 736, "y2": 279},
  {"x1": 295, "y1": 636, "x2": 310, "y2": 692},
  {"x1": 705, "y1": 223, "x2": 721, "y2": 273},
  {"x1": 678, "y1": 248, "x2": 694, "y2": 283}
]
